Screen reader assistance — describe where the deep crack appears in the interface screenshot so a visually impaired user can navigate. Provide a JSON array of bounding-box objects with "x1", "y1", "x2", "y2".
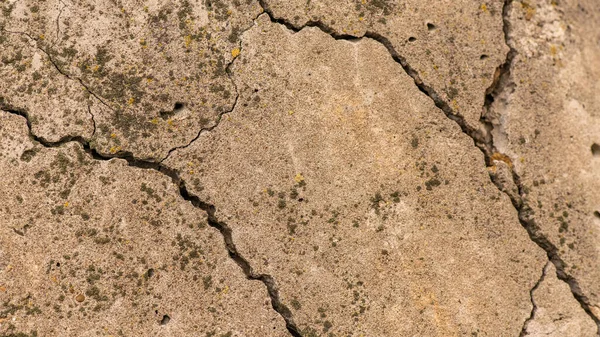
[
  {"x1": 257, "y1": 0, "x2": 600, "y2": 330},
  {"x1": 0, "y1": 106, "x2": 301, "y2": 337}
]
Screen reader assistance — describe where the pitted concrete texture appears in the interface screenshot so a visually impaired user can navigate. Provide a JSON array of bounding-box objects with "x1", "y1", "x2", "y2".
[
  {"x1": 0, "y1": 32, "x2": 94, "y2": 142},
  {"x1": 166, "y1": 16, "x2": 546, "y2": 336},
  {"x1": 1, "y1": 0, "x2": 262, "y2": 160},
  {"x1": 261, "y1": 0, "x2": 508, "y2": 130},
  {"x1": 523, "y1": 263, "x2": 596, "y2": 336},
  {"x1": 485, "y1": 0, "x2": 600, "y2": 320},
  {"x1": 1, "y1": 0, "x2": 600, "y2": 336},
  {"x1": 0, "y1": 112, "x2": 287, "y2": 336}
]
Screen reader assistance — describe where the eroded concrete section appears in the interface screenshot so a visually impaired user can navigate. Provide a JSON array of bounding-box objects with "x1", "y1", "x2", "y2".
[
  {"x1": 0, "y1": 112, "x2": 288, "y2": 336},
  {"x1": 485, "y1": 0, "x2": 600, "y2": 320},
  {"x1": 166, "y1": 16, "x2": 546, "y2": 336},
  {"x1": 261, "y1": 0, "x2": 508, "y2": 129},
  {"x1": 523, "y1": 263, "x2": 596, "y2": 336},
  {"x1": 1, "y1": 0, "x2": 262, "y2": 160}
]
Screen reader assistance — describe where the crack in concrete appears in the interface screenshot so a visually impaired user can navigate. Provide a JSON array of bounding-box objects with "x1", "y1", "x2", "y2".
[
  {"x1": 520, "y1": 262, "x2": 549, "y2": 337},
  {"x1": 3, "y1": 1, "x2": 598, "y2": 334},
  {"x1": 484, "y1": 0, "x2": 600, "y2": 331},
  {"x1": 257, "y1": 0, "x2": 600, "y2": 332},
  {"x1": 0, "y1": 105, "x2": 301, "y2": 336}
]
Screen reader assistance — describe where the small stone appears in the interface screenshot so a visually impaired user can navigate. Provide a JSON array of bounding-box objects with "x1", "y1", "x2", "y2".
[{"x1": 75, "y1": 294, "x2": 85, "y2": 302}]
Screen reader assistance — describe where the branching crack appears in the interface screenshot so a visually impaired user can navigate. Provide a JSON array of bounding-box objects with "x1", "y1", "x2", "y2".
[
  {"x1": 520, "y1": 262, "x2": 548, "y2": 336},
  {"x1": 0, "y1": 106, "x2": 301, "y2": 337},
  {"x1": 258, "y1": 0, "x2": 600, "y2": 331}
]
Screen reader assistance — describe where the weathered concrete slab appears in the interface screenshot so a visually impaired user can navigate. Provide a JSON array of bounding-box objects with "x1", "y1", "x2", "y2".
[
  {"x1": 0, "y1": 112, "x2": 288, "y2": 336},
  {"x1": 261, "y1": 0, "x2": 508, "y2": 129},
  {"x1": 523, "y1": 263, "x2": 596, "y2": 336},
  {"x1": 485, "y1": 0, "x2": 600, "y2": 319},
  {"x1": 166, "y1": 16, "x2": 546, "y2": 336},
  {"x1": 1, "y1": 0, "x2": 262, "y2": 160}
]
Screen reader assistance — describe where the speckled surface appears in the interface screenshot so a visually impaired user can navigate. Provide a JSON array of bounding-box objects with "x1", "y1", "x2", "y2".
[{"x1": 1, "y1": 0, "x2": 599, "y2": 336}]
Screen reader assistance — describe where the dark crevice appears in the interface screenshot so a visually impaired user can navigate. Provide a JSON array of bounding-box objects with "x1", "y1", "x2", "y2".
[
  {"x1": 259, "y1": 0, "x2": 600, "y2": 330},
  {"x1": 0, "y1": 105, "x2": 301, "y2": 337},
  {"x1": 520, "y1": 262, "x2": 548, "y2": 337}
]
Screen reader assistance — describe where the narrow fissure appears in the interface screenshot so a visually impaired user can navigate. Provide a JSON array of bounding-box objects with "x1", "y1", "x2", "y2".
[
  {"x1": 258, "y1": 0, "x2": 600, "y2": 330},
  {"x1": 519, "y1": 262, "x2": 548, "y2": 337},
  {"x1": 0, "y1": 105, "x2": 301, "y2": 336},
  {"x1": 3, "y1": 16, "x2": 302, "y2": 335}
]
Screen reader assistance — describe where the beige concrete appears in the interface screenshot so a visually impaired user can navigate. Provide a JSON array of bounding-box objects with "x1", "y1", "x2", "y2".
[
  {"x1": 1, "y1": 0, "x2": 599, "y2": 336},
  {"x1": 0, "y1": 111, "x2": 287, "y2": 336},
  {"x1": 523, "y1": 263, "x2": 596, "y2": 336},
  {"x1": 485, "y1": 0, "x2": 600, "y2": 319},
  {"x1": 0, "y1": 32, "x2": 94, "y2": 142},
  {"x1": 166, "y1": 16, "x2": 546, "y2": 336},
  {"x1": 2, "y1": 0, "x2": 262, "y2": 160},
  {"x1": 261, "y1": 0, "x2": 508, "y2": 129}
]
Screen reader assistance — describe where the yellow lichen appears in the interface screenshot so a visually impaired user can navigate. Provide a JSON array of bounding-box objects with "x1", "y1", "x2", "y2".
[
  {"x1": 294, "y1": 173, "x2": 305, "y2": 184},
  {"x1": 128, "y1": 97, "x2": 135, "y2": 105},
  {"x1": 491, "y1": 152, "x2": 514, "y2": 168},
  {"x1": 150, "y1": 118, "x2": 159, "y2": 124},
  {"x1": 480, "y1": 4, "x2": 488, "y2": 12},
  {"x1": 231, "y1": 48, "x2": 241, "y2": 58}
]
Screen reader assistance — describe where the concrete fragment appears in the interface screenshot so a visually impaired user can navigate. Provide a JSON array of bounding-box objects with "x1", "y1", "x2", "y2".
[
  {"x1": 0, "y1": 111, "x2": 288, "y2": 336},
  {"x1": 166, "y1": 16, "x2": 546, "y2": 336}
]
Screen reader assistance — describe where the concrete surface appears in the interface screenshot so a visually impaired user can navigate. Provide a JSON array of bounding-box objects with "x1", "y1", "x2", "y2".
[
  {"x1": 1, "y1": 0, "x2": 599, "y2": 336},
  {"x1": 523, "y1": 263, "x2": 596, "y2": 336},
  {"x1": 0, "y1": 112, "x2": 287, "y2": 336}
]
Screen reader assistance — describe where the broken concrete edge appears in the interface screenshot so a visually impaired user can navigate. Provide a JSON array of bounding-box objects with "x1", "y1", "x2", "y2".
[
  {"x1": 0, "y1": 108, "x2": 302, "y2": 337},
  {"x1": 519, "y1": 262, "x2": 549, "y2": 337},
  {"x1": 257, "y1": 0, "x2": 600, "y2": 330}
]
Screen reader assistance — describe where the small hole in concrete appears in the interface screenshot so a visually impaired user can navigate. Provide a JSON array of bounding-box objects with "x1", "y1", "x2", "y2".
[
  {"x1": 426, "y1": 23, "x2": 436, "y2": 31},
  {"x1": 408, "y1": 37, "x2": 416, "y2": 42},
  {"x1": 594, "y1": 211, "x2": 600, "y2": 219},
  {"x1": 298, "y1": 198, "x2": 304, "y2": 202},
  {"x1": 160, "y1": 315, "x2": 170, "y2": 325},
  {"x1": 173, "y1": 102, "x2": 184, "y2": 111},
  {"x1": 591, "y1": 143, "x2": 600, "y2": 156},
  {"x1": 147, "y1": 268, "x2": 154, "y2": 278},
  {"x1": 160, "y1": 103, "x2": 185, "y2": 119},
  {"x1": 480, "y1": 54, "x2": 489, "y2": 60},
  {"x1": 56, "y1": 262, "x2": 60, "y2": 267}
]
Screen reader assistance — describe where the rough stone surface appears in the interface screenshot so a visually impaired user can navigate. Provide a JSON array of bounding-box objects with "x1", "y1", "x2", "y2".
[
  {"x1": 485, "y1": 0, "x2": 600, "y2": 319},
  {"x1": 166, "y1": 16, "x2": 546, "y2": 336},
  {"x1": 0, "y1": 112, "x2": 287, "y2": 336},
  {"x1": 0, "y1": 32, "x2": 94, "y2": 142},
  {"x1": 1, "y1": 0, "x2": 599, "y2": 336},
  {"x1": 2, "y1": 0, "x2": 262, "y2": 160},
  {"x1": 523, "y1": 263, "x2": 596, "y2": 336},
  {"x1": 261, "y1": 0, "x2": 508, "y2": 129}
]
